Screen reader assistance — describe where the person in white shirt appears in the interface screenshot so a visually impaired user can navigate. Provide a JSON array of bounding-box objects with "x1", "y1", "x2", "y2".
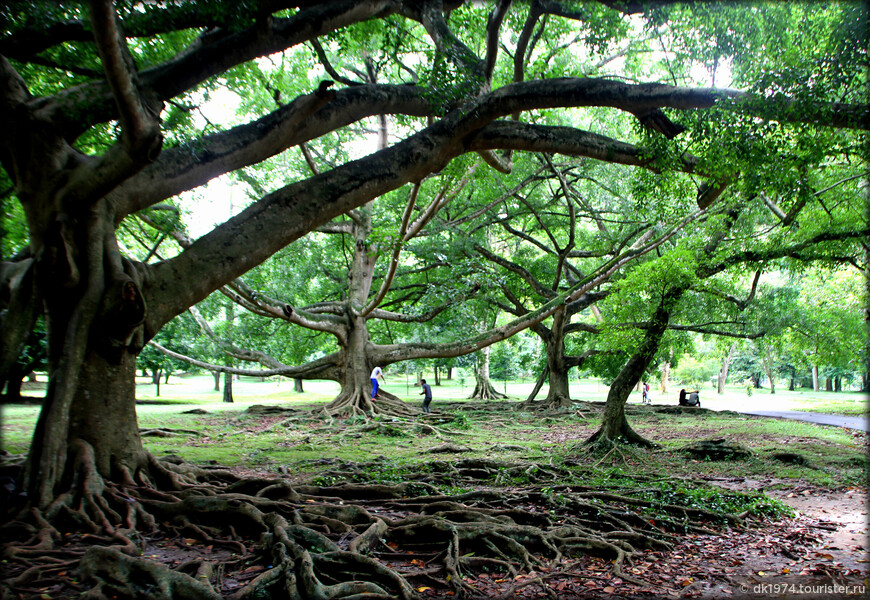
[{"x1": 370, "y1": 365, "x2": 386, "y2": 399}]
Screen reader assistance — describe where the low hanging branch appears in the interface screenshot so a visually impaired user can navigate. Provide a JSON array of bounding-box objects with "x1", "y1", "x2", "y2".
[{"x1": 148, "y1": 340, "x2": 338, "y2": 380}]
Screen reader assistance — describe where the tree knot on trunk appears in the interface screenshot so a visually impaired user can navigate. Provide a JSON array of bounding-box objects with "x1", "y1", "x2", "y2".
[{"x1": 100, "y1": 279, "x2": 146, "y2": 361}]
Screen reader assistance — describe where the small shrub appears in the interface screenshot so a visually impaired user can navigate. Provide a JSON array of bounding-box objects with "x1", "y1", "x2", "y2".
[{"x1": 452, "y1": 412, "x2": 472, "y2": 430}]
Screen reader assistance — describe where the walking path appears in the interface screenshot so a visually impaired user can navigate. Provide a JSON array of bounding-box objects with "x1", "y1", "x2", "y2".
[
  {"x1": 732, "y1": 408, "x2": 868, "y2": 432},
  {"x1": 644, "y1": 394, "x2": 869, "y2": 432}
]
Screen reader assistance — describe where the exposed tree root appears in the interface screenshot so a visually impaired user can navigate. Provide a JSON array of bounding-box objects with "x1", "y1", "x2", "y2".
[
  {"x1": 583, "y1": 417, "x2": 659, "y2": 451},
  {"x1": 140, "y1": 427, "x2": 202, "y2": 437},
  {"x1": 321, "y1": 388, "x2": 420, "y2": 419},
  {"x1": 468, "y1": 377, "x2": 507, "y2": 400},
  {"x1": 519, "y1": 391, "x2": 574, "y2": 411},
  {"x1": 1, "y1": 449, "x2": 766, "y2": 600}
]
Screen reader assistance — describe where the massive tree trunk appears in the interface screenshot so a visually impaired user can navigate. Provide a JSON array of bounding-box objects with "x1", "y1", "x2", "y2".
[
  {"x1": 19, "y1": 191, "x2": 154, "y2": 510},
  {"x1": 25, "y1": 335, "x2": 150, "y2": 510}
]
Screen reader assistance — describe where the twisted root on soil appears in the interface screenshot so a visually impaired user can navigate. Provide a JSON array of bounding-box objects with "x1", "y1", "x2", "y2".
[{"x1": 1, "y1": 446, "x2": 751, "y2": 600}]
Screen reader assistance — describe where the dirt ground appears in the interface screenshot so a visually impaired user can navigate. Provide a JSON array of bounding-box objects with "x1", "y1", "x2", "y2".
[{"x1": 689, "y1": 479, "x2": 869, "y2": 599}]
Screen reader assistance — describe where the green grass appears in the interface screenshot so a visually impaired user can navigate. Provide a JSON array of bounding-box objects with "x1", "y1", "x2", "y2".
[{"x1": 3, "y1": 375, "x2": 867, "y2": 490}]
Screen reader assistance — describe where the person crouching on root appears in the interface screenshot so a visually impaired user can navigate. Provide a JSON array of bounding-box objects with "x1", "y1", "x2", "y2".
[{"x1": 370, "y1": 365, "x2": 386, "y2": 399}]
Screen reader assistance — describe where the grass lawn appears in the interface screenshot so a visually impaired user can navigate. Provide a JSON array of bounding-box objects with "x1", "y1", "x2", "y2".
[
  {"x1": 2, "y1": 373, "x2": 867, "y2": 600},
  {"x1": 3, "y1": 374, "x2": 867, "y2": 490}
]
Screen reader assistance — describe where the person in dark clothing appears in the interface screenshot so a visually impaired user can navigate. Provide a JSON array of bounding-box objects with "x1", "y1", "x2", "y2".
[
  {"x1": 679, "y1": 388, "x2": 700, "y2": 406},
  {"x1": 420, "y1": 379, "x2": 432, "y2": 413}
]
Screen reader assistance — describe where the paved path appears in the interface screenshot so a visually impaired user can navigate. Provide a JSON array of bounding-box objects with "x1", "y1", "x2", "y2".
[
  {"x1": 642, "y1": 396, "x2": 869, "y2": 432},
  {"x1": 733, "y1": 408, "x2": 869, "y2": 432}
]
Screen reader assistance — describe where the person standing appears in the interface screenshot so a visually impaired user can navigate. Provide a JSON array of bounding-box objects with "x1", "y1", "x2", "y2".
[
  {"x1": 420, "y1": 378, "x2": 432, "y2": 413},
  {"x1": 642, "y1": 381, "x2": 649, "y2": 404},
  {"x1": 370, "y1": 365, "x2": 386, "y2": 399}
]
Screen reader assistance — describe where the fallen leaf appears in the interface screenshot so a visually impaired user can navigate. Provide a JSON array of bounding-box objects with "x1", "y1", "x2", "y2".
[{"x1": 242, "y1": 566, "x2": 265, "y2": 574}]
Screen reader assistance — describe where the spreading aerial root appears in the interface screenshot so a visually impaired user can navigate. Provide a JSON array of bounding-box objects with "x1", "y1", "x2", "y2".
[{"x1": 2, "y1": 445, "x2": 756, "y2": 600}]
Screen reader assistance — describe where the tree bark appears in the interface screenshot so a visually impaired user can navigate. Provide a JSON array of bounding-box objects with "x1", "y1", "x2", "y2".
[
  {"x1": 223, "y1": 371, "x2": 234, "y2": 403},
  {"x1": 541, "y1": 308, "x2": 572, "y2": 407},
  {"x1": 812, "y1": 365, "x2": 820, "y2": 391},
  {"x1": 1, "y1": 359, "x2": 27, "y2": 401},
  {"x1": 294, "y1": 377, "x2": 304, "y2": 393},
  {"x1": 525, "y1": 366, "x2": 549, "y2": 403},
  {"x1": 586, "y1": 288, "x2": 685, "y2": 447},
  {"x1": 213, "y1": 371, "x2": 221, "y2": 392},
  {"x1": 469, "y1": 346, "x2": 507, "y2": 400},
  {"x1": 24, "y1": 346, "x2": 149, "y2": 508},
  {"x1": 717, "y1": 342, "x2": 736, "y2": 394}
]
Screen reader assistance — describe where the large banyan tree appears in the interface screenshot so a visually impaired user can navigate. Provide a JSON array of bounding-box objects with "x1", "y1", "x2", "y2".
[{"x1": 1, "y1": 1, "x2": 867, "y2": 598}]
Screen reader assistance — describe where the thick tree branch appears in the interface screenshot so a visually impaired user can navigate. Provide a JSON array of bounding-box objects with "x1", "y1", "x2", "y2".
[
  {"x1": 227, "y1": 280, "x2": 347, "y2": 337},
  {"x1": 309, "y1": 38, "x2": 364, "y2": 87},
  {"x1": 186, "y1": 305, "x2": 291, "y2": 370},
  {"x1": 484, "y1": 0, "x2": 513, "y2": 89},
  {"x1": 149, "y1": 341, "x2": 340, "y2": 379},
  {"x1": 696, "y1": 270, "x2": 762, "y2": 311},
  {"x1": 133, "y1": 72, "x2": 861, "y2": 334},
  {"x1": 474, "y1": 244, "x2": 557, "y2": 300},
  {"x1": 0, "y1": 2, "x2": 301, "y2": 61},
  {"x1": 700, "y1": 228, "x2": 870, "y2": 276},
  {"x1": 372, "y1": 210, "x2": 703, "y2": 365},
  {"x1": 360, "y1": 182, "x2": 421, "y2": 317},
  {"x1": 33, "y1": 1, "x2": 403, "y2": 138},
  {"x1": 88, "y1": 0, "x2": 159, "y2": 156}
]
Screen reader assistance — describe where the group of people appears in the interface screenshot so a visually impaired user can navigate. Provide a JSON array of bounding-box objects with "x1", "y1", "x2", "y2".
[
  {"x1": 371, "y1": 367, "x2": 699, "y2": 413},
  {"x1": 643, "y1": 381, "x2": 700, "y2": 406},
  {"x1": 370, "y1": 365, "x2": 432, "y2": 413}
]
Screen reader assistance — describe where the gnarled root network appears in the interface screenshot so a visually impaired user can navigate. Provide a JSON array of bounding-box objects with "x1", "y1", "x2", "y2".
[{"x1": 1, "y1": 453, "x2": 751, "y2": 600}]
